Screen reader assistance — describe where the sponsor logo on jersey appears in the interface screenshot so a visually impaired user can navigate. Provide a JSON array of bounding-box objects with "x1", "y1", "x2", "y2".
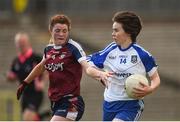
[
  {"x1": 59, "y1": 52, "x2": 67, "y2": 59},
  {"x1": 131, "y1": 55, "x2": 137, "y2": 64},
  {"x1": 51, "y1": 55, "x2": 56, "y2": 60},
  {"x1": 119, "y1": 55, "x2": 128, "y2": 58},
  {"x1": 59, "y1": 54, "x2": 66, "y2": 59},
  {"x1": 114, "y1": 72, "x2": 132, "y2": 78},
  {"x1": 109, "y1": 55, "x2": 116, "y2": 59},
  {"x1": 45, "y1": 62, "x2": 64, "y2": 72}
]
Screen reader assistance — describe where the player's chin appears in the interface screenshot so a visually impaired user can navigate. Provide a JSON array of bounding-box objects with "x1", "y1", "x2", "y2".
[
  {"x1": 56, "y1": 40, "x2": 66, "y2": 45},
  {"x1": 113, "y1": 37, "x2": 117, "y2": 41},
  {"x1": 114, "y1": 39, "x2": 119, "y2": 44}
]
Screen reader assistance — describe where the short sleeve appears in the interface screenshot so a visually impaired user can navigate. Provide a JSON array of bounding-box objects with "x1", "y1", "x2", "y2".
[
  {"x1": 87, "y1": 42, "x2": 117, "y2": 69},
  {"x1": 67, "y1": 39, "x2": 86, "y2": 63},
  {"x1": 133, "y1": 44, "x2": 158, "y2": 76}
]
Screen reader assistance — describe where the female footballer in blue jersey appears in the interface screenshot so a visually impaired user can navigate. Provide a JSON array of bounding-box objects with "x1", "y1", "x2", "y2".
[
  {"x1": 87, "y1": 11, "x2": 160, "y2": 121},
  {"x1": 16, "y1": 14, "x2": 112, "y2": 121}
]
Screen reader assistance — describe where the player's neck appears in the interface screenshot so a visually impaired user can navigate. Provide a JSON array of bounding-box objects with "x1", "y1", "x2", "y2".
[
  {"x1": 120, "y1": 39, "x2": 132, "y2": 49},
  {"x1": 20, "y1": 48, "x2": 32, "y2": 56}
]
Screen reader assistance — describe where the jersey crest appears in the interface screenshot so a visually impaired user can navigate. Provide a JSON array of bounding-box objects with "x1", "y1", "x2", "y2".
[{"x1": 131, "y1": 55, "x2": 138, "y2": 64}]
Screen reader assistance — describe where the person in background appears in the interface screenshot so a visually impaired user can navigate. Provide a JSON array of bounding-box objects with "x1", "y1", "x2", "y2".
[
  {"x1": 7, "y1": 32, "x2": 50, "y2": 121},
  {"x1": 87, "y1": 11, "x2": 160, "y2": 121},
  {"x1": 16, "y1": 14, "x2": 112, "y2": 121}
]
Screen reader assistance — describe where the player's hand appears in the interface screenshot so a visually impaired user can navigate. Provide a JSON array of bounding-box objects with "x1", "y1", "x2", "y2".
[
  {"x1": 133, "y1": 82, "x2": 152, "y2": 98},
  {"x1": 99, "y1": 71, "x2": 114, "y2": 88},
  {"x1": 17, "y1": 81, "x2": 28, "y2": 100}
]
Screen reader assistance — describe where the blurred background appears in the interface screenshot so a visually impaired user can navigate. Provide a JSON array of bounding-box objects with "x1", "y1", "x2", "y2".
[{"x1": 0, "y1": 0, "x2": 180, "y2": 121}]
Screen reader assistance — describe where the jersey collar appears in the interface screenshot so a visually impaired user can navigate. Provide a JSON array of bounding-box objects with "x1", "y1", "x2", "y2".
[
  {"x1": 18, "y1": 48, "x2": 33, "y2": 63},
  {"x1": 118, "y1": 42, "x2": 134, "y2": 51},
  {"x1": 54, "y1": 45, "x2": 62, "y2": 50}
]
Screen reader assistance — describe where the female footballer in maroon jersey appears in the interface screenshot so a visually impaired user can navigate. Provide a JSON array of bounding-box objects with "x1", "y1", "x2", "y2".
[{"x1": 16, "y1": 14, "x2": 112, "y2": 121}]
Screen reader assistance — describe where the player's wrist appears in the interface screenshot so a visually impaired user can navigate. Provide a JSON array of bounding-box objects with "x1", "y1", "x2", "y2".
[
  {"x1": 97, "y1": 71, "x2": 104, "y2": 80},
  {"x1": 22, "y1": 80, "x2": 29, "y2": 86},
  {"x1": 149, "y1": 82, "x2": 157, "y2": 93}
]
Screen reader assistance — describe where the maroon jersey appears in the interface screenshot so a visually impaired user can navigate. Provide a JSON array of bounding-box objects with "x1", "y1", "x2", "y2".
[{"x1": 44, "y1": 39, "x2": 86, "y2": 101}]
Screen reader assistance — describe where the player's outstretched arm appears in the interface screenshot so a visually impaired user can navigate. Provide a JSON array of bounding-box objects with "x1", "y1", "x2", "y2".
[
  {"x1": 80, "y1": 60, "x2": 113, "y2": 87},
  {"x1": 24, "y1": 59, "x2": 46, "y2": 84}
]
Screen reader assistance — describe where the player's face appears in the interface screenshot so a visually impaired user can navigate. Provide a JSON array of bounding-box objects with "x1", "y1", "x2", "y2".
[
  {"x1": 112, "y1": 22, "x2": 131, "y2": 45},
  {"x1": 15, "y1": 35, "x2": 29, "y2": 53},
  {"x1": 51, "y1": 23, "x2": 69, "y2": 46}
]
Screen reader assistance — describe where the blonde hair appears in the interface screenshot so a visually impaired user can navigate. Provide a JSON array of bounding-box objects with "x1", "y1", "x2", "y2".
[
  {"x1": 15, "y1": 32, "x2": 29, "y2": 43},
  {"x1": 49, "y1": 38, "x2": 54, "y2": 44}
]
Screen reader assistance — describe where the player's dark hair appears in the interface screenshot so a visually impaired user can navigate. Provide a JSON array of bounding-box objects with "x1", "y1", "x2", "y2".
[
  {"x1": 49, "y1": 14, "x2": 71, "y2": 32},
  {"x1": 112, "y1": 11, "x2": 142, "y2": 42}
]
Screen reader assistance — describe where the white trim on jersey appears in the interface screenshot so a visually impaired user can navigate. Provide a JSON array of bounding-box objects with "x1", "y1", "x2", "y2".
[
  {"x1": 68, "y1": 39, "x2": 86, "y2": 63},
  {"x1": 148, "y1": 67, "x2": 157, "y2": 77},
  {"x1": 69, "y1": 39, "x2": 86, "y2": 55},
  {"x1": 69, "y1": 39, "x2": 85, "y2": 54},
  {"x1": 54, "y1": 45, "x2": 62, "y2": 49},
  {"x1": 78, "y1": 56, "x2": 86, "y2": 63},
  {"x1": 99, "y1": 42, "x2": 116, "y2": 55},
  {"x1": 46, "y1": 43, "x2": 54, "y2": 47}
]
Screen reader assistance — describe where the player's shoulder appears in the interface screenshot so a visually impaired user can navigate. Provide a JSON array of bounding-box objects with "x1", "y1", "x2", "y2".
[
  {"x1": 132, "y1": 43, "x2": 154, "y2": 64},
  {"x1": 44, "y1": 44, "x2": 54, "y2": 52},
  {"x1": 66, "y1": 39, "x2": 85, "y2": 54},
  {"x1": 132, "y1": 43, "x2": 152, "y2": 57},
  {"x1": 67, "y1": 39, "x2": 82, "y2": 49},
  {"x1": 99, "y1": 41, "x2": 117, "y2": 54}
]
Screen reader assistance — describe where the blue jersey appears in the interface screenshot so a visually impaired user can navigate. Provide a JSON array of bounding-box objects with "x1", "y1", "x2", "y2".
[{"x1": 87, "y1": 42, "x2": 157, "y2": 102}]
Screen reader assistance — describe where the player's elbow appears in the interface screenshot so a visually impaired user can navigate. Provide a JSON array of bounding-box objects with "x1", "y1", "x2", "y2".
[{"x1": 85, "y1": 66, "x2": 91, "y2": 75}]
